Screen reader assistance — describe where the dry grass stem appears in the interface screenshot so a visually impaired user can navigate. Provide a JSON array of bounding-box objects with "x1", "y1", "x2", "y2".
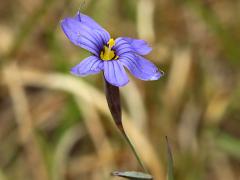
[
  {"x1": 52, "y1": 125, "x2": 86, "y2": 180},
  {"x1": 178, "y1": 100, "x2": 201, "y2": 153},
  {"x1": 164, "y1": 48, "x2": 192, "y2": 108},
  {"x1": 122, "y1": 81, "x2": 147, "y2": 132},
  {"x1": 76, "y1": 100, "x2": 115, "y2": 178},
  {"x1": 137, "y1": 0, "x2": 155, "y2": 42},
  {"x1": 2, "y1": 64, "x2": 48, "y2": 180}
]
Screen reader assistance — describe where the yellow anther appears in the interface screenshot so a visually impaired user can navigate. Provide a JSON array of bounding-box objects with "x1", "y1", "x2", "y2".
[
  {"x1": 108, "y1": 38, "x2": 115, "y2": 48},
  {"x1": 100, "y1": 38, "x2": 118, "y2": 61}
]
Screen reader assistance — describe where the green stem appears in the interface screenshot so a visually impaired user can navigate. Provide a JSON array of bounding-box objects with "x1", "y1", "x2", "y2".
[{"x1": 119, "y1": 127, "x2": 149, "y2": 173}]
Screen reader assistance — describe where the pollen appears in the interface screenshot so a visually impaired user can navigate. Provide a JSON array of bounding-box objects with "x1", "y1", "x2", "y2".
[{"x1": 100, "y1": 38, "x2": 118, "y2": 61}]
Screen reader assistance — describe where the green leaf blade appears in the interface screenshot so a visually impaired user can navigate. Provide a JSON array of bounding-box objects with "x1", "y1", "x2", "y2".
[{"x1": 112, "y1": 171, "x2": 153, "y2": 180}]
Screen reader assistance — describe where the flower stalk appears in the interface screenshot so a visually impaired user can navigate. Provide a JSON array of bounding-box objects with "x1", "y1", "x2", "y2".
[{"x1": 104, "y1": 78, "x2": 148, "y2": 173}]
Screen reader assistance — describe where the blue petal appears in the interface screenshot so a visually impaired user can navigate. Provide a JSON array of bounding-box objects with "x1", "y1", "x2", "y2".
[
  {"x1": 104, "y1": 60, "x2": 129, "y2": 87},
  {"x1": 114, "y1": 38, "x2": 133, "y2": 56},
  {"x1": 75, "y1": 12, "x2": 104, "y2": 30},
  {"x1": 121, "y1": 37, "x2": 152, "y2": 55},
  {"x1": 61, "y1": 18, "x2": 110, "y2": 55},
  {"x1": 119, "y1": 53, "x2": 163, "y2": 81},
  {"x1": 71, "y1": 56, "x2": 103, "y2": 76},
  {"x1": 74, "y1": 12, "x2": 110, "y2": 43}
]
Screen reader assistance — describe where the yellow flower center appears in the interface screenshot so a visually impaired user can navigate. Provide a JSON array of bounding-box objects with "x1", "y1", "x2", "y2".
[{"x1": 100, "y1": 38, "x2": 118, "y2": 61}]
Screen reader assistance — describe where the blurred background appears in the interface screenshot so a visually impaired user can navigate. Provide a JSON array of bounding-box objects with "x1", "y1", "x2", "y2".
[{"x1": 0, "y1": 0, "x2": 240, "y2": 179}]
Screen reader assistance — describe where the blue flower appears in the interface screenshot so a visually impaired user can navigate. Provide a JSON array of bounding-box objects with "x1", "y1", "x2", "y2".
[{"x1": 61, "y1": 12, "x2": 164, "y2": 87}]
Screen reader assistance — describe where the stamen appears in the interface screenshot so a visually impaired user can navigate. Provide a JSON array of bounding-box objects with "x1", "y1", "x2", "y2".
[
  {"x1": 108, "y1": 38, "x2": 115, "y2": 49},
  {"x1": 100, "y1": 38, "x2": 118, "y2": 61}
]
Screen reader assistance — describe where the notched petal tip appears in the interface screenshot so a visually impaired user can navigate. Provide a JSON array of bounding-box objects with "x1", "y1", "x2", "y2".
[
  {"x1": 149, "y1": 70, "x2": 164, "y2": 80},
  {"x1": 59, "y1": 19, "x2": 64, "y2": 25},
  {"x1": 114, "y1": 81, "x2": 129, "y2": 87},
  {"x1": 152, "y1": 69, "x2": 165, "y2": 80},
  {"x1": 76, "y1": 11, "x2": 81, "y2": 21},
  {"x1": 160, "y1": 69, "x2": 165, "y2": 76},
  {"x1": 105, "y1": 75, "x2": 129, "y2": 87},
  {"x1": 143, "y1": 45, "x2": 152, "y2": 53},
  {"x1": 112, "y1": 79, "x2": 129, "y2": 87},
  {"x1": 70, "y1": 66, "x2": 79, "y2": 76},
  {"x1": 60, "y1": 18, "x2": 74, "y2": 34},
  {"x1": 60, "y1": 18, "x2": 67, "y2": 28}
]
